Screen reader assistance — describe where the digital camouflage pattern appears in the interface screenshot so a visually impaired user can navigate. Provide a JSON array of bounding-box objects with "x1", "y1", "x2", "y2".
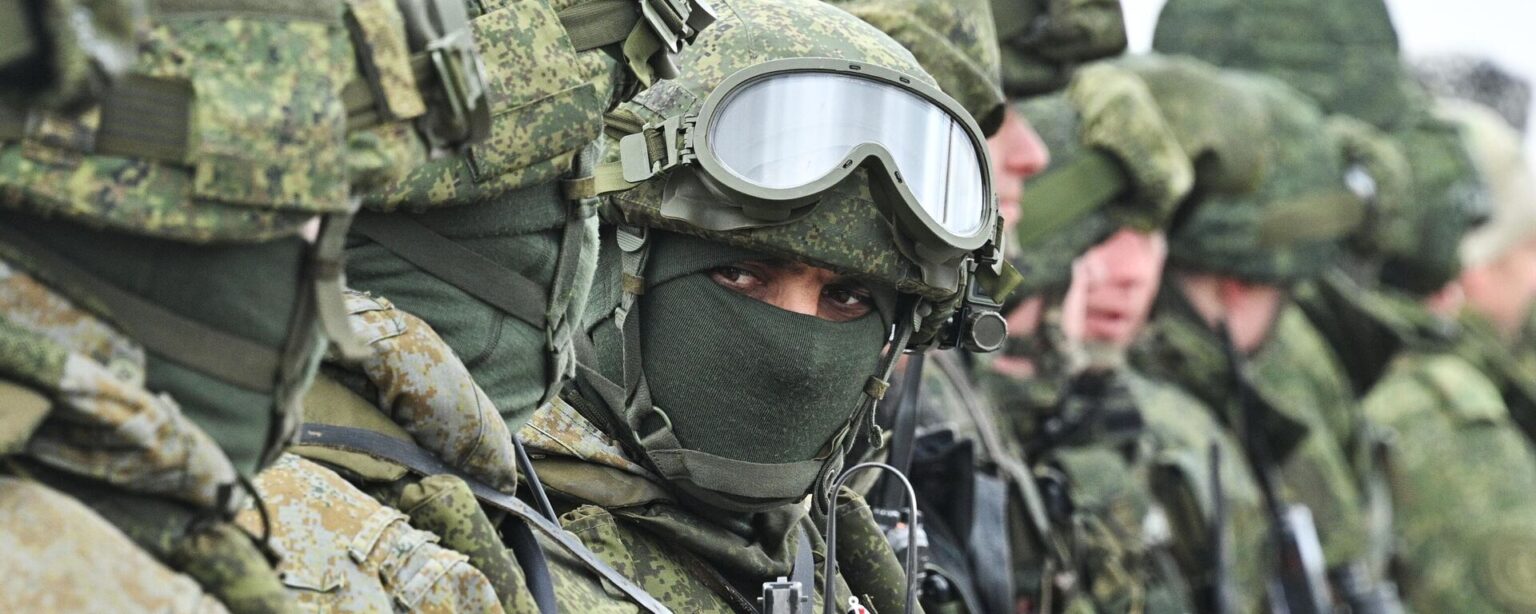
[
  {"x1": 324, "y1": 291, "x2": 520, "y2": 491},
  {"x1": 0, "y1": 0, "x2": 143, "y2": 111},
  {"x1": 1457, "y1": 312, "x2": 1536, "y2": 466},
  {"x1": 0, "y1": 251, "x2": 290, "y2": 610},
  {"x1": 824, "y1": 0, "x2": 1007, "y2": 132},
  {"x1": 1011, "y1": 60, "x2": 1193, "y2": 294},
  {"x1": 1153, "y1": 0, "x2": 1408, "y2": 132},
  {"x1": 1148, "y1": 67, "x2": 1362, "y2": 284},
  {"x1": 0, "y1": 254, "x2": 239, "y2": 514},
  {"x1": 237, "y1": 454, "x2": 504, "y2": 613},
  {"x1": 0, "y1": 2, "x2": 360, "y2": 243},
  {"x1": 1248, "y1": 307, "x2": 1374, "y2": 569},
  {"x1": 0, "y1": 477, "x2": 227, "y2": 613},
  {"x1": 518, "y1": 397, "x2": 880, "y2": 613},
  {"x1": 1126, "y1": 369, "x2": 1270, "y2": 614},
  {"x1": 1360, "y1": 345, "x2": 1536, "y2": 613},
  {"x1": 990, "y1": 0, "x2": 1126, "y2": 98},
  {"x1": 363, "y1": 0, "x2": 621, "y2": 210}
]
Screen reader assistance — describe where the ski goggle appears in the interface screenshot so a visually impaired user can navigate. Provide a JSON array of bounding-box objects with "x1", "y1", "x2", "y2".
[{"x1": 619, "y1": 58, "x2": 999, "y2": 260}]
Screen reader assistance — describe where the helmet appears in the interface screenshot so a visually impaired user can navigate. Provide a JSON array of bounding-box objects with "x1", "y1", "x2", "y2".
[
  {"x1": 824, "y1": 0, "x2": 1007, "y2": 134},
  {"x1": 1376, "y1": 105, "x2": 1491, "y2": 296},
  {"x1": 991, "y1": 0, "x2": 1127, "y2": 98},
  {"x1": 1153, "y1": 66, "x2": 1367, "y2": 284},
  {"x1": 576, "y1": 0, "x2": 1002, "y2": 513},
  {"x1": 1008, "y1": 59, "x2": 1196, "y2": 295},
  {"x1": 1153, "y1": 0, "x2": 1409, "y2": 132}
]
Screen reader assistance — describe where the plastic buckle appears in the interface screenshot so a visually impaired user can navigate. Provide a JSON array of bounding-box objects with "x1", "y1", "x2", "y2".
[
  {"x1": 639, "y1": 0, "x2": 716, "y2": 53},
  {"x1": 619, "y1": 115, "x2": 693, "y2": 182},
  {"x1": 400, "y1": 0, "x2": 492, "y2": 151}
]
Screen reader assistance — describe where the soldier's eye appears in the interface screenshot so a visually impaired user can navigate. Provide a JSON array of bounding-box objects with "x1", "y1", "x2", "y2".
[{"x1": 823, "y1": 284, "x2": 874, "y2": 320}]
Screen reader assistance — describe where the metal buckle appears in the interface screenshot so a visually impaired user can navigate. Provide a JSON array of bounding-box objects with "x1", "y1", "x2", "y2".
[
  {"x1": 399, "y1": 0, "x2": 492, "y2": 151},
  {"x1": 639, "y1": 0, "x2": 716, "y2": 53}
]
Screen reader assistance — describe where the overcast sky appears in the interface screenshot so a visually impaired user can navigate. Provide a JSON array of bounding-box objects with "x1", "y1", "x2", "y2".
[{"x1": 1122, "y1": 0, "x2": 1536, "y2": 156}]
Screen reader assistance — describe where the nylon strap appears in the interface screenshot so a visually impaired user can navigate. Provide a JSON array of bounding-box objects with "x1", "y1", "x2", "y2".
[
  {"x1": 351, "y1": 214, "x2": 549, "y2": 328},
  {"x1": 874, "y1": 353, "x2": 924, "y2": 511},
  {"x1": 297, "y1": 423, "x2": 672, "y2": 614},
  {"x1": 792, "y1": 525, "x2": 815, "y2": 614},
  {"x1": 1014, "y1": 150, "x2": 1126, "y2": 250},
  {"x1": 0, "y1": 225, "x2": 282, "y2": 392},
  {"x1": 0, "y1": 75, "x2": 193, "y2": 163},
  {"x1": 558, "y1": 0, "x2": 643, "y2": 51},
  {"x1": 313, "y1": 214, "x2": 372, "y2": 361}
]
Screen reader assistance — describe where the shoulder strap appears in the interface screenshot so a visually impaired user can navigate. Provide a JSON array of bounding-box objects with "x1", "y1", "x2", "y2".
[
  {"x1": 0, "y1": 225, "x2": 281, "y2": 392},
  {"x1": 297, "y1": 422, "x2": 672, "y2": 614},
  {"x1": 351, "y1": 214, "x2": 550, "y2": 329}
]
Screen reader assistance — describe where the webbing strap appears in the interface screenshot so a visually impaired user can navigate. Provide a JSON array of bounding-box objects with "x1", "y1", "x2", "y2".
[
  {"x1": 351, "y1": 214, "x2": 549, "y2": 329},
  {"x1": 1014, "y1": 150, "x2": 1126, "y2": 250},
  {"x1": 874, "y1": 353, "x2": 924, "y2": 511},
  {"x1": 558, "y1": 0, "x2": 642, "y2": 51},
  {"x1": 297, "y1": 423, "x2": 673, "y2": 614},
  {"x1": 791, "y1": 525, "x2": 815, "y2": 614},
  {"x1": 0, "y1": 225, "x2": 281, "y2": 392},
  {"x1": 0, "y1": 75, "x2": 194, "y2": 163}
]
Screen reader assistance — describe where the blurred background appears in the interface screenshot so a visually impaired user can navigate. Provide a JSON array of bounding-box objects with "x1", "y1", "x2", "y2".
[{"x1": 1123, "y1": 0, "x2": 1536, "y2": 157}]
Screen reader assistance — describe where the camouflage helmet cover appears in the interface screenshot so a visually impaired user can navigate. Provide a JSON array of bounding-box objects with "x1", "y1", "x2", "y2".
[
  {"x1": 606, "y1": 0, "x2": 987, "y2": 303},
  {"x1": 1153, "y1": 0, "x2": 1410, "y2": 131},
  {"x1": 1008, "y1": 59, "x2": 1195, "y2": 294},
  {"x1": 991, "y1": 0, "x2": 1127, "y2": 98},
  {"x1": 1151, "y1": 65, "x2": 1365, "y2": 284},
  {"x1": 823, "y1": 0, "x2": 1007, "y2": 134}
]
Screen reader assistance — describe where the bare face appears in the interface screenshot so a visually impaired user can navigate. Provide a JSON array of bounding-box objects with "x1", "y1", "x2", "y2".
[
  {"x1": 987, "y1": 107, "x2": 1051, "y2": 234},
  {"x1": 708, "y1": 259, "x2": 876, "y2": 322},
  {"x1": 1462, "y1": 236, "x2": 1536, "y2": 337},
  {"x1": 1073, "y1": 229, "x2": 1168, "y2": 349}
]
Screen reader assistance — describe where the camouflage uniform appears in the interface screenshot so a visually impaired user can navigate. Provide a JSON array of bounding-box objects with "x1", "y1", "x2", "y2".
[
  {"x1": 518, "y1": 0, "x2": 1009, "y2": 609},
  {"x1": 1126, "y1": 57, "x2": 1393, "y2": 612},
  {"x1": 242, "y1": 0, "x2": 714, "y2": 609},
  {"x1": 0, "y1": 1, "x2": 385, "y2": 609}
]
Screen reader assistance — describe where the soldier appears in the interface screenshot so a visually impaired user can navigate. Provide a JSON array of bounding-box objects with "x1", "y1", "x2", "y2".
[
  {"x1": 239, "y1": 0, "x2": 714, "y2": 610},
  {"x1": 0, "y1": 2, "x2": 509, "y2": 611},
  {"x1": 987, "y1": 55, "x2": 1286, "y2": 613},
  {"x1": 1125, "y1": 63, "x2": 1386, "y2": 614},
  {"x1": 508, "y1": 0, "x2": 1009, "y2": 609},
  {"x1": 1444, "y1": 100, "x2": 1536, "y2": 449}
]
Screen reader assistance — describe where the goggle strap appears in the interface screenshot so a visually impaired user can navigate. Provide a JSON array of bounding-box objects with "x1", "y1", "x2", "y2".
[{"x1": 1015, "y1": 149, "x2": 1127, "y2": 249}]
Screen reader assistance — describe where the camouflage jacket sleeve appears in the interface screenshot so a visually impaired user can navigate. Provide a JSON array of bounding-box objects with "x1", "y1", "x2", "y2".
[
  {"x1": 0, "y1": 254, "x2": 239, "y2": 514},
  {"x1": 323, "y1": 290, "x2": 520, "y2": 492},
  {"x1": 1362, "y1": 351, "x2": 1536, "y2": 613},
  {"x1": 239, "y1": 454, "x2": 505, "y2": 613}
]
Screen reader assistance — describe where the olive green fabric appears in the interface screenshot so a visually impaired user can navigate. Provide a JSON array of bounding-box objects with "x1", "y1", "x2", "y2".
[
  {"x1": 630, "y1": 233, "x2": 892, "y2": 505},
  {"x1": 6, "y1": 211, "x2": 313, "y2": 476},
  {"x1": 0, "y1": 0, "x2": 142, "y2": 111},
  {"x1": 640, "y1": 271, "x2": 887, "y2": 465},
  {"x1": 991, "y1": 0, "x2": 1126, "y2": 97},
  {"x1": 345, "y1": 181, "x2": 578, "y2": 432},
  {"x1": 1457, "y1": 312, "x2": 1536, "y2": 463},
  {"x1": 1152, "y1": 0, "x2": 1409, "y2": 131},
  {"x1": 824, "y1": 0, "x2": 1007, "y2": 133}
]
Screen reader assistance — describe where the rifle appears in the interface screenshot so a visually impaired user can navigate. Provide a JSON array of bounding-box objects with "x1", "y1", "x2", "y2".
[
  {"x1": 1219, "y1": 327, "x2": 1334, "y2": 614},
  {"x1": 1209, "y1": 442, "x2": 1235, "y2": 614}
]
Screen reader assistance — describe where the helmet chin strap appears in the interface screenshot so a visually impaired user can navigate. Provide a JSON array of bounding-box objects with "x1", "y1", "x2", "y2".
[{"x1": 812, "y1": 297, "x2": 920, "y2": 513}]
